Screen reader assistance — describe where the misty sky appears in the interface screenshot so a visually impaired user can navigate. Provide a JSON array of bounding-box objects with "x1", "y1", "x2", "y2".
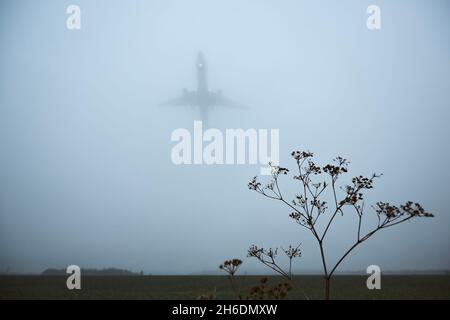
[{"x1": 0, "y1": 0, "x2": 449, "y2": 274}]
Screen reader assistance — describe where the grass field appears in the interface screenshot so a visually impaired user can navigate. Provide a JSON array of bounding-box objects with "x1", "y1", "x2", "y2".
[{"x1": 0, "y1": 275, "x2": 449, "y2": 300}]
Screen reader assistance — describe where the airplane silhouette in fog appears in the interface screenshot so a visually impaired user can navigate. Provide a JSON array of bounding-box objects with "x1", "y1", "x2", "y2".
[{"x1": 162, "y1": 52, "x2": 242, "y2": 120}]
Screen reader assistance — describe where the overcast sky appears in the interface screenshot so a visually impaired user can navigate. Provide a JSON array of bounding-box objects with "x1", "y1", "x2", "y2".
[{"x1": 0, "y1": 0, "x2": 449, "y2": 274}]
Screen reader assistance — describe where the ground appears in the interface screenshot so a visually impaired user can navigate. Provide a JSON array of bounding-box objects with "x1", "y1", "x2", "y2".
[{"x1": 0, "y1": 275, "x2": 449, "y2": 300}]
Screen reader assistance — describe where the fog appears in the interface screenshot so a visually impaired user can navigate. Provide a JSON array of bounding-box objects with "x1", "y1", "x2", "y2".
[{"x1": 0, "y1": 0, "x2": 449, "y2": 274}]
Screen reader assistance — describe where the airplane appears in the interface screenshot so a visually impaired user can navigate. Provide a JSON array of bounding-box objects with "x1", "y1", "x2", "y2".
[{"x1": 161, "y1": 52, "x2": 243, "y2": 120}]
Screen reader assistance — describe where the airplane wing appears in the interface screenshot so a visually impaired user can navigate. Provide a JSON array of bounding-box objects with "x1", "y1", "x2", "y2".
[
  {"x1": 160, "y1": 90, "x2": 195, "y2": 107},
  {"x1": 209, "y1": 91, "x2": 247, "y2": 109}
]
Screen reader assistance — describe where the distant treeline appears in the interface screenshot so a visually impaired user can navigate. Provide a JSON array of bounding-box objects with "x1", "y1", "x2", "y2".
[{"x1": 42, "y1": 268, "x2": 142, "y2": 276}]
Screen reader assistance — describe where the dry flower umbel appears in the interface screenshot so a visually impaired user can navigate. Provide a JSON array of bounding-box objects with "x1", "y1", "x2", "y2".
[{"x1": 248, "y1": 150, "x2": 433, "y2": 300}]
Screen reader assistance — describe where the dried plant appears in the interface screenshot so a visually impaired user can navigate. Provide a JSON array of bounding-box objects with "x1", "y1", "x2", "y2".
[
  {"x1": 219, "y1": 259, "x2": 243, "y2": 299},
  {"x1": 219, "y1": 259, "x2": 242, "y2": 276},
  {"x1": 219, "y1": 260, "x2": 293, "y2": 300},
  {"x1": 247, "y1": 277, "x2": 292, "y2": 300},
  {"x1": 247, "y1": 244, "x2": 301, "y2": 280},
  {"x1": 248, "y1": 150, "x2": 434, "y2": 300}
]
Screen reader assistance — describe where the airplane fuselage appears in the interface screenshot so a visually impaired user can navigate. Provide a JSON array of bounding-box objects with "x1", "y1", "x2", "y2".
[
  {"x1": 197, "y1": 53, "x2": 208, "y2": 95},
  {"x1": 163, "y1": 52, "x2": 238, "y2": 120}
]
